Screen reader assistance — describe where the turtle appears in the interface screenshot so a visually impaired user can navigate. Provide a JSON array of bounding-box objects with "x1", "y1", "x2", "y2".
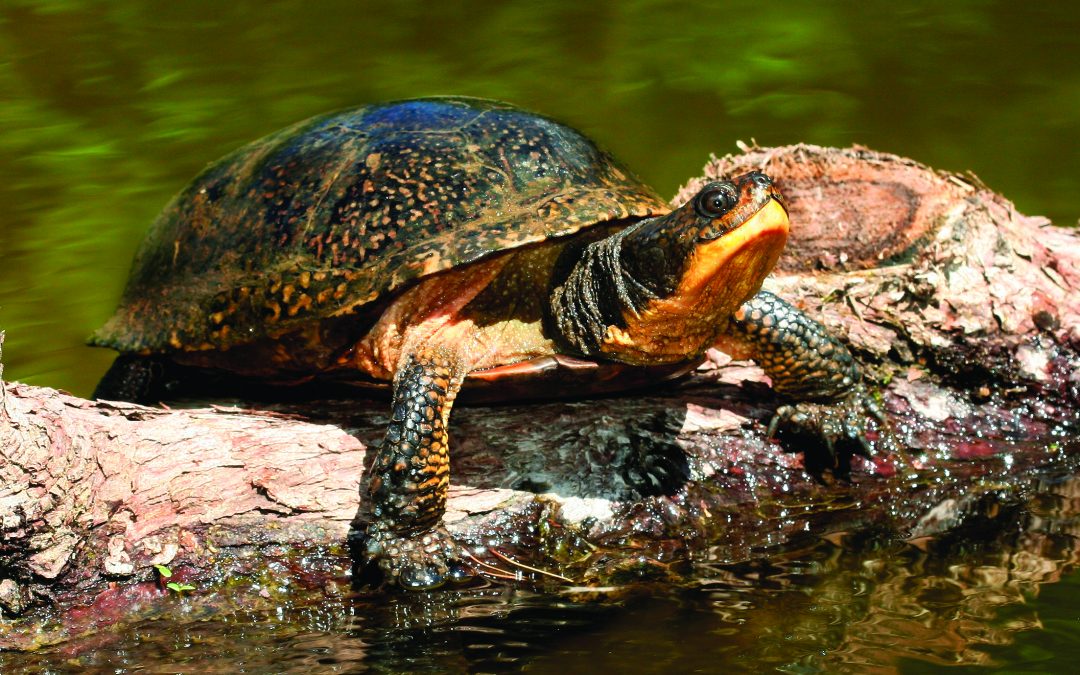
[{"x1": 91, "y1": 97, "x2": 888, "y2": 589}]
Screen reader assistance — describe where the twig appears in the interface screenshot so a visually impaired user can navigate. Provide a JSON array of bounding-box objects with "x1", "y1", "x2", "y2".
[
  {"x1": 463, "y1": 551, "x2": 520, "y2": 581},
  {"x1": 487, "y1": 548, "x2": 573, "y2": 582}
]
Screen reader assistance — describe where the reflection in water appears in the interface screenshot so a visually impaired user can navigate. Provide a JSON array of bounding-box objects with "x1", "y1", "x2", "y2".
[{"x1": 5, "y1": 465, "x2": 1080, "y2": 673}]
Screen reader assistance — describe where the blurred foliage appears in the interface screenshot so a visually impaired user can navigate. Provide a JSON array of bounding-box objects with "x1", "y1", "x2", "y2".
[{"x1": 0, "y1": 0, "x2": 1078, "y2": 395}]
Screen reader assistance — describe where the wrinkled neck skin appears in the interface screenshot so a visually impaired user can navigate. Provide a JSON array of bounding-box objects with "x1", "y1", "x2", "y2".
[
  {"x1": 549, "y1": 215, "x2": 687, "y2": 357},
  {"x1": 550, "y1": 197, "x2": 789, "y2": 366}
]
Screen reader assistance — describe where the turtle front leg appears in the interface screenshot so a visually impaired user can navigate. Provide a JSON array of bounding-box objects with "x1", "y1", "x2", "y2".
[
  {"x1": 365, "y1": 347, "x2": 473, "y2": 589},
  {"x1": 716, "y1": 290, "x2": 897, "y2": 467}
]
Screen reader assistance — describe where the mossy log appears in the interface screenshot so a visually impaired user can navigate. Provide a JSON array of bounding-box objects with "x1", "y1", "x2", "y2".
[{"x1": 2, "y1": 145, "x2": 1079, "y2": 650}]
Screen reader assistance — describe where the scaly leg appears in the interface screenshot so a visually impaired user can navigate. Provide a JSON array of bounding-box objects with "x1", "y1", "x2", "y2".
[
  {"x1": 364, "y1": 347, "x2": 471, "y2": 589},
  {"x1": 716, "y1": 290, "x2": 895, "y2": 464}
]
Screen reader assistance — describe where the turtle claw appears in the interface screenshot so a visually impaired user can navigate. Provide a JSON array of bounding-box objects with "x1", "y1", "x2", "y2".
[
  {"x1": 365, "y1": 524, "x2": 474, "y2": 590},
  {"x1": 768, "y1": 383, "x2": 900, "y2": 468}
]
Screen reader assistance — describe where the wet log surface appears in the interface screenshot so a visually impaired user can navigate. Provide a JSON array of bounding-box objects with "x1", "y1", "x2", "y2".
[{"x1": 2, "y1": 144, "x2": 1079, "y2": 650}]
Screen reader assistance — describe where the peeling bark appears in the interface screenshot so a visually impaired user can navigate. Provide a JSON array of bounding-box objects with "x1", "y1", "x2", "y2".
[{"x1": 2, "y1": 145, "x2": 1079, "y2": 650}]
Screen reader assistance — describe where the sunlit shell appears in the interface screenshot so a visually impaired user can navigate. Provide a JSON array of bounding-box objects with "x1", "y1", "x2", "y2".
[{"x1": 92, "y1": 98, "x2": 668, "y2": 352}]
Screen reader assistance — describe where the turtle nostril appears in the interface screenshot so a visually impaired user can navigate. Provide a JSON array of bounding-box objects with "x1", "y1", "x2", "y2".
[{"x1": 749, "y1": 172, "x2": 772, "y2": 188}]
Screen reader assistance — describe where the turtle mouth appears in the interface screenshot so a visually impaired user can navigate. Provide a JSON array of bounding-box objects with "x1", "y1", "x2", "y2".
[
  {"x1": 732, "y1": 196, "x2": 790, "y2": 251},
  {"x1": 770, "y1": 192, "x2": 788, "y2": 215}
]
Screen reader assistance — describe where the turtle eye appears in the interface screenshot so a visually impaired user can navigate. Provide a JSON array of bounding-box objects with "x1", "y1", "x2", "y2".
[{"x1": 694, "y1": 183, "x2": 738, "y2": 219}]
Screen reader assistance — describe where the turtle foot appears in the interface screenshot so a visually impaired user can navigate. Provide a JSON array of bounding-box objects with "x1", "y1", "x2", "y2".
[
  {"x1": 767, "y1": 383, "x2": 903, "y2": 472},
  {"x1": 365, "y1": 524, "x2": 475, "y2": 590}
]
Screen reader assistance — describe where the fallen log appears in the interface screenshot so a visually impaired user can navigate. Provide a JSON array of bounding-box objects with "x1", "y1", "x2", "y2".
[{"x1": 2, "y1": 145, "x2": 1078, "y2": 650}]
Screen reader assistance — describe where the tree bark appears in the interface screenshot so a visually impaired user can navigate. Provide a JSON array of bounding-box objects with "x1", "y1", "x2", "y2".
[{"x1": 2, "y1": 144, "x2": 1078, "y2": 650}]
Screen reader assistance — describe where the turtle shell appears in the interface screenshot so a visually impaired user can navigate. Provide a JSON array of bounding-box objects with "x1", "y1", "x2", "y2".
[{"x1": 91, "y1": 97, "x2": 668, "y2": 353}]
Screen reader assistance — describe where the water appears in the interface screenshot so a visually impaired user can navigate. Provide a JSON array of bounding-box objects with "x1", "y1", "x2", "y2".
[{"x1": 2, "y1": 1, "x2": 1080, "y2": 671}]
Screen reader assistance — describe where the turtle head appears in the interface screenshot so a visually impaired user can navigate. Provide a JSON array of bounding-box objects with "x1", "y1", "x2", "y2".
[{"x1": 550, "y1": 171, "x2": 789, "y2": 364}]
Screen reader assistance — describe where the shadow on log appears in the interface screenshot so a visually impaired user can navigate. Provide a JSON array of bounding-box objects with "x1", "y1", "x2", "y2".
[{"x1": 2, "y1": 145, "x2": 1079, "y2": 650}]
